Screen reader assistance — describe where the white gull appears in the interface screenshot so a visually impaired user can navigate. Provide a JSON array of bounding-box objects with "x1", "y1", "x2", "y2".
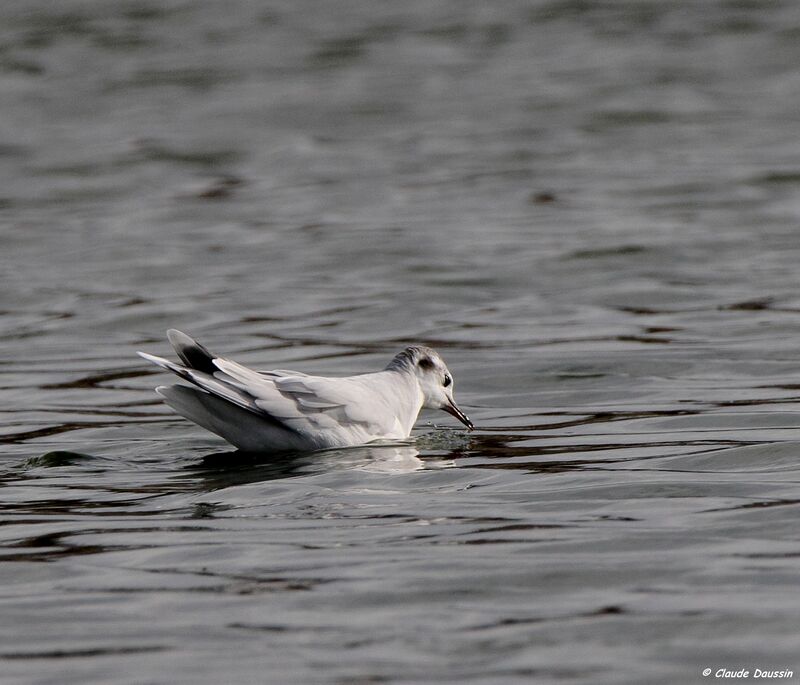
[{"x1": 138, "y1": 330, "x2": 473, "y2": 452}]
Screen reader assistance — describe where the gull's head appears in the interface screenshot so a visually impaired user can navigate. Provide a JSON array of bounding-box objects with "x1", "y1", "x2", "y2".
[{"x1": 386, "y1": 346, "x2": 473, "y2": 430}]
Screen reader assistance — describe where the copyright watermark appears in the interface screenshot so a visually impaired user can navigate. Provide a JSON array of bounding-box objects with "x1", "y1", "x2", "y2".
[{"x1": 702, "y1": 669, "x2": 794, "y2": 679}]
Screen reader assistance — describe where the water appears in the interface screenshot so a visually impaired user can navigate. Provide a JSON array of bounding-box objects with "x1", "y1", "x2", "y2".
[{"x1": 3, "y1": 0, "x2": 800, "y2": 682}]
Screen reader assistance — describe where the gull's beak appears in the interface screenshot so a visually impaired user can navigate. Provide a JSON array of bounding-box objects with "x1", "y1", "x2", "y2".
[{"x1": 442, "y1": 398, "x2": 474, "y2": 431}]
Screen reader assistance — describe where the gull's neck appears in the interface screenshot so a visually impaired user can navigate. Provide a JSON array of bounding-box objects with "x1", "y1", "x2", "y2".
[{"x1": 375, "y1": 364, "x2": 424, "y2": 437}]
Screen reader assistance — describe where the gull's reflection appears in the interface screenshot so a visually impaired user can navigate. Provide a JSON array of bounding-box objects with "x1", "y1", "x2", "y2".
[
  {"x1": 188, "y1": 443, "x2": 435, "y2": 490},
  {"x1": 326, "y1": 444, "x2": 425, "y2": 474},
  {"x1": 189, "y1": 449, "x2": 315, "y2": 489}
]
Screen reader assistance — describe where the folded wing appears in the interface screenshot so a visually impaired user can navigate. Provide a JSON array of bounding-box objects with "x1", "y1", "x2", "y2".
[{"x1": 213, "y1": 358, "x2": 393, "y2": 436}]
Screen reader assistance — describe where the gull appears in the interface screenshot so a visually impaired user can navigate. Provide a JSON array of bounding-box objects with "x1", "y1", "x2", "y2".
[{"x1": 138, "y1": 330, "x2": 473, "y2": 452}]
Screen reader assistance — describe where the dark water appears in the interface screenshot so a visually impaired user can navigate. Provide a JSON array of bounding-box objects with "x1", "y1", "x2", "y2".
[{"x1": 3, "y1": 1, "x2": 800, "y2": 682}]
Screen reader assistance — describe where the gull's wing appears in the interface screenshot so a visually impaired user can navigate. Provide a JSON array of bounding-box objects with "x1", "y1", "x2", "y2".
[
  {"x1": 137, "y1": 352, "x2": 262, "y2": 416},
  {"x1": 257, "y1": 369, "x2": 310, "y2": 379},
  {"x1": 213, "y1": 358, "x2": 398, "y2": 436}
]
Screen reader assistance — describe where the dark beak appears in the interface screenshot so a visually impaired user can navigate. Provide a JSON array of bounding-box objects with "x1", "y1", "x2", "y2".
[{"x1": 442, "y1": 399, "x2": 474, "y2": 431}]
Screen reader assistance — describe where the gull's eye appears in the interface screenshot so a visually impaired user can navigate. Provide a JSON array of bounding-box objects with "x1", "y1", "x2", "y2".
[{"x1": 443, "y1": 373, "x2": 452, "y2": 387}]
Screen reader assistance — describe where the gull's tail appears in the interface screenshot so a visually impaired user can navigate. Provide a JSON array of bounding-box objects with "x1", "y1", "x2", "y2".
[{"x1": 138, "y1": 330, "x2": 304, "y2": 452}]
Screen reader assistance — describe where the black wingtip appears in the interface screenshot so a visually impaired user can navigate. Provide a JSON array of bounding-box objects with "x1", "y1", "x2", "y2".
[{"x1": 166, "y1": 329, "x2": 217, "y2": 374}]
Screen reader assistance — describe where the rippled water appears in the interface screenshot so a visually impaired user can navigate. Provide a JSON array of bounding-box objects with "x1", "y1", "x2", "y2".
[{"x1": 3, "y1": 1, "x2": 800, "y2": 682}]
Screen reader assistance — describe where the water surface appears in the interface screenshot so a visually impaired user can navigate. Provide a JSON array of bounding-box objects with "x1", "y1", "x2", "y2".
[{"x1": 3, "y1": 1, "x2": 800, "y2": 682}]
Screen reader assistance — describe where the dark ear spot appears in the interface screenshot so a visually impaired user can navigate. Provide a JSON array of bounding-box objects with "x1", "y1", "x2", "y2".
[{"x1": 418, "y1": 357, "x2": 435, "y2": 370}]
